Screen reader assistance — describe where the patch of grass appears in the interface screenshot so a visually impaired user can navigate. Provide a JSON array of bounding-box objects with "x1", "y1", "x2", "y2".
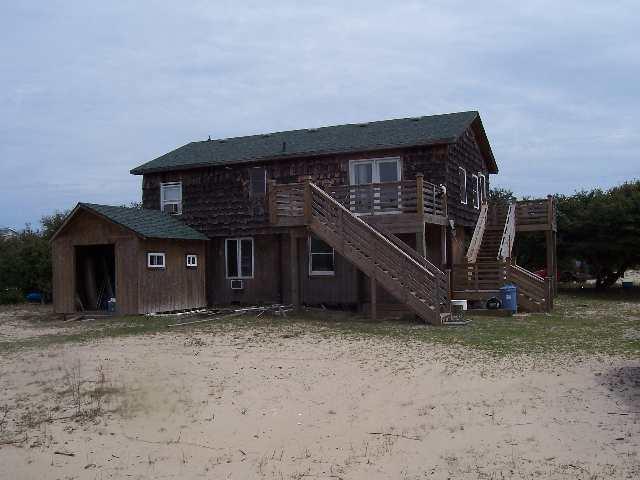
[{"x1": 0, "y1": 291, "x2": 638, "y2": 356}]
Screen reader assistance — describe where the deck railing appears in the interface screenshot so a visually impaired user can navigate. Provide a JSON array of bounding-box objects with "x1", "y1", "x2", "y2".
[
  {"x1": 516, "y1": 196, "x2": 556, "y2": 231},
  {"x1": 451, "y1": 261, "x2": 508, "y2": 292}
]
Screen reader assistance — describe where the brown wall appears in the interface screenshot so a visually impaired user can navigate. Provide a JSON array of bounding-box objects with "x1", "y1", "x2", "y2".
[
  {"x1": 207, "y1": 235, "x2": 282, "y2": 304},
  {"x1": 138, "y1": 239, "x2": 207, "y2": 313},
  {"x1": 141, "y1": 131, "x2": 492, "y2": 237},
  {"x1": 52, "y1": 210, "x2": 140, "y2": 315},
  {"x1": 52, "y1": 209, "x2": 207, "y2": 315}
]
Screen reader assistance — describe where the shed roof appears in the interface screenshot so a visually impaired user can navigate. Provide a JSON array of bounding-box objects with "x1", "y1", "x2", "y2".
[
  {"x1": 131, "y1": 111, "x2": 497, "y2": 174},
  {"x1": 52, "y1": 203, "x2": 208, "y2": 241}
]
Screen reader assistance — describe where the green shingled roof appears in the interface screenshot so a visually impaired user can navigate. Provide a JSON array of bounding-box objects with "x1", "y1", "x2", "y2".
[
  {"x1": 77, "y1": 203, "x2": 208, "y2": 240},
  {"x1": 131, "y1": 111, "x2": 496, "y2": 174}
]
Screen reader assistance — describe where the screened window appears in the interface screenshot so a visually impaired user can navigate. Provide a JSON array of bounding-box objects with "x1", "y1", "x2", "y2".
[
  {"x1": 147, "y1": 252, "x2": 165, "y2": 268},
  {"x1": 249, "y1": 167, "x2": 266, "y2": 197},
  {"x1": 160, "y1": 182, "x2": 182, "y2": 215},
  {"x1": 225, "y1": 238, "x2": 254, "y2": 278},
  {"x1": 471, "y1": 174, "x2": 480, "y2": 209},
  {"x1": 309, "y1": 235, "x2": 334, "y2": 276},
  {"x1": 458, "y1": 167, "x2": 467, "y2": 204},
  {"x1": 186, "y1": 254, "x2": 198, "y2": 267}
]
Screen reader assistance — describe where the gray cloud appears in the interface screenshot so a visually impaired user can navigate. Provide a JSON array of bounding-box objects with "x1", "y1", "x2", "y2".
[{"x1": 1, "y1": 0, "x2": 637, "y2": 228}]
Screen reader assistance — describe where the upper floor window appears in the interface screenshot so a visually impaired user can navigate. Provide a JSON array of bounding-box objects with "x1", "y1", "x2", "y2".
[
  {"x1": 225, "y1": 238, "x2": 254, "y2": 279},
  {"x1": 249, "y1": 167, "x2": 266, "y2": 197},
  {"x1": 458, "y1": 167, "x2": 467, "y2": 205},
  {"x1": 479, "y1": 173, "x2": 487, "y2": 204},
  {"x1": 309, "y1": 235, "x2": 335, "y2": 276},
  {"x1": 471, "y1": 174, "x2": 480, "y2": 209},
  {"x1": 160, "y1": 182, "x2": 182, "y2": 215}
]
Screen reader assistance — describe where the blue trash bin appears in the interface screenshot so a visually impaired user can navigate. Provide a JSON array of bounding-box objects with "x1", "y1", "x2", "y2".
[{"x1": 500, "y1": 284, "x2": 518, "y2": 313}]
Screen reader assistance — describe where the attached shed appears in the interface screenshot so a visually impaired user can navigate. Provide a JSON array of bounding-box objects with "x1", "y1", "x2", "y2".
[{"x1": 51, "y1": 203, "x2": 209, "y2": 315}]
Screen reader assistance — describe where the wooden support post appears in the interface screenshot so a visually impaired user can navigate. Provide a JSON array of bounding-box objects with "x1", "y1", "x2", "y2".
[
  {"x1": 370, "y1": 275, "x2": 377, "y2": 321},
  {"x1": 440, "y1": 225, "x2": 447, "y2": 267},
  {"x1": 290, "y1": 233, "x2": 300, "y2": 310},
  {"x1": 299, "y1": 176, "x2": 312, "y2": 224},
  {"x1": 545, "y1": 230, "x2": 555, "y2": 298},
  {"x1": 416, "y1": 174, "x2": 426, "y2": 257}
]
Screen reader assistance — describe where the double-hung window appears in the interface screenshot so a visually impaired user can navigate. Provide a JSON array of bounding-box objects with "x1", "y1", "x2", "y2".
[
  {"x1": 458, "y1": 167, "x2": 467, "y2": 205},
  {"x1": 309, "y1": 235, "x2": 334, "y2": 276},
  {"x1": 225, "y1": 238, "x2": 254, "y2": 279},
  {"x1": 471, "y1": 174, "x2": 480, "y2": 209},
  {"x1": 348, "y1": 157, "x2": 402, "y2": 213},
  {"x1": 160, "y1": 182, "x2": 182, "y2": 215}
]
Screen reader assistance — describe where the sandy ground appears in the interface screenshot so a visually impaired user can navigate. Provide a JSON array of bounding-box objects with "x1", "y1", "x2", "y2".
[{"x1": 1, "y1": 316, "x2": 639, "y2": 479}]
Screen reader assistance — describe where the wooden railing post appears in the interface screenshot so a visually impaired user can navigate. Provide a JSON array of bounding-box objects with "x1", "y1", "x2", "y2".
[
  {"x1": 416, "y1": 174, "x2": 426, "y2": 257},
  {"x1": 300, "y1": 176, "x2": 312, "y2": 224},
  {"x1": 268, "y1": 179, "x2": 278, "y2": 225}
]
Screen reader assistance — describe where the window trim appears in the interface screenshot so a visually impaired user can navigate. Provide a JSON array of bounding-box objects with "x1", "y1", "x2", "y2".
[
  {"x1": 308, "y1": 235, "x2": 335, "y2": 277},
  {"x1": 471, "y1": 174, "x2": 480, "y2": 209},
  {"x1": 147, "y1": 252, "x2": 166, "y2": 269},
  {"x1": 186, "y1": 254, "x2": 198, "y2": 268},
  {"x1": 225, "y1": 237, "x2": 254, "y2": 279},
  {"x1": 160, "y1": 182, "x2": 182, "y2": 215},
  {"x1": 459, "y1": 167, "x2": 467, "y2": 205}
]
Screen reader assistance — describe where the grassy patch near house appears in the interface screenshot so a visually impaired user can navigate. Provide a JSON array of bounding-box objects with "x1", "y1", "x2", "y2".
[{"x1": 1, "y1": 289, "x2": 639, "y2": 356}]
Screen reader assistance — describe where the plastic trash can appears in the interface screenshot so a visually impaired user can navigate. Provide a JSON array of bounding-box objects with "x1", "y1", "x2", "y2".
[
  {"x1": 107, "y1": 298, "x2": 117, "y2": 313},
  {"x1": 500, "y1": 284, "x2": 518, "y2": 313}
]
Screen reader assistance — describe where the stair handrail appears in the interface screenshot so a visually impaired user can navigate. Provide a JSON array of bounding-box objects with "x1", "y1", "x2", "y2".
[
  {"x1": 465, "y1": 202, "x2": 488, "y2": 263},
  {"x1": 498, "y1": 203, "x2": 517, "y2": 260}
]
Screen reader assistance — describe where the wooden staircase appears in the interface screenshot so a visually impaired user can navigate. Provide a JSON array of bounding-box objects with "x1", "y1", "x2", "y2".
[
  {"x1": 454, "y1": 202, "x2": 553, "y2": 312},
  {"x1": 308, "y1": 183, "x2": 450, "y2": 324},
  {"x1": 268, "y1": 180, "x2": 451, "y2": 324}
]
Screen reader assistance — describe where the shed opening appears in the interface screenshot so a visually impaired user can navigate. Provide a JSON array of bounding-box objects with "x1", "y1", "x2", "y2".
[{"x1": 75, "y1": 244, "x2": 116, "y2": 312}]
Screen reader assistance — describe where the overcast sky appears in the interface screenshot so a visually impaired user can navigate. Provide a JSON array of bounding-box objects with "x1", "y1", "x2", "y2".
[{"x1": 1, "y1": 1, "x2": 638, "y2": 229}]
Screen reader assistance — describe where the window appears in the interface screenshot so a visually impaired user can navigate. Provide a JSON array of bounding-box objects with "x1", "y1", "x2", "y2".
[
  {"x1": 458, "y1": 167, "x2": 467, "y2": 204},
  {"x1": 147, "y1": 252, "x2": 165, "y2": 268},
  {"x1": 479, "y1": 173, "x2": 487, "y2": 204},
  {"x1": 349, "y1": 158, "x2": 402, "y2": 212},
  {"x1": 249, "y1": 167, "x2": 266, "y2": 197},
  {"x1": 186, "y1": 254, "x2": 198, "y2": 268},
  {"x1": 471, "y1": 174, "x2": 480, "y2": 209},
  {"x1": 160, "y1": 182, "x2": 182, "y2": 215},
  {"x1": 309, "y1": 235, "x2": 334, "y2": 276},
  {"x1": 225, "y1": 238, "x2": 254, "y2": 278}
]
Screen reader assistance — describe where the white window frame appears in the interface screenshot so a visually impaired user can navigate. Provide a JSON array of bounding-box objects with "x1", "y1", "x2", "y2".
[
  {"x1": 186, "y1": 254, "x2": 198, "y2": 268},
  {"x1": 458, "y1": 167, "x2": 467, "y2": 205},
  {"x1": 225, "y1": 237, "x2": 254, "y2": 279},
  {"x1": 348, "y1": 157, "x2": 402, "y2": 185},
  {"x1": 160, "y1": 182, "x2": 182, "y2": 215},
  {"x1": 147, "y1": 252, "x2": 166, "y2": 269},
  {"x1": 479, "y1": 173, "x2": 487, "y2": 204},
  {"x1": 308, "y1": 235, "x2": 335, "y2": 276},
  {"x1": 471, "y1": 174, "x2": 480, "y2": 209}
]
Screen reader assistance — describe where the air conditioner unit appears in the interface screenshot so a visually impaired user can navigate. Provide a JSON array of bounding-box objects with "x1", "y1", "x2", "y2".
[{"x1": 230, "y1": 279, "x2": 244, "y2": 290}]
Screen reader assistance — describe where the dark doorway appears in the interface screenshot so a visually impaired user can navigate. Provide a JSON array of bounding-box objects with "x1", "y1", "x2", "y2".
[{"x1": 75, "y1": 244, "x2": 116, "y2": 311}]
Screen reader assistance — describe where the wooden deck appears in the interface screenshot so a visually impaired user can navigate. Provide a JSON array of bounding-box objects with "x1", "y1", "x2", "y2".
[{"x1": 268, "y1": 176, "x2": 448, "y2": 231}]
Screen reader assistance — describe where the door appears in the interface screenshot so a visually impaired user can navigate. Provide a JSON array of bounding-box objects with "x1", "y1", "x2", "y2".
[{"x1": 349, "y1": 158, "x2": 402, "y2": 213}]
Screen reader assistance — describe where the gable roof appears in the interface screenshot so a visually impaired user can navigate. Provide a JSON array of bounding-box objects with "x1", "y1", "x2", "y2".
[
  {"x1": 130, "y1": 111, "x2": 498, "y2": 175},
  {"x1": 51, "y1": 203, "x2": 208, "y2": 242}
]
